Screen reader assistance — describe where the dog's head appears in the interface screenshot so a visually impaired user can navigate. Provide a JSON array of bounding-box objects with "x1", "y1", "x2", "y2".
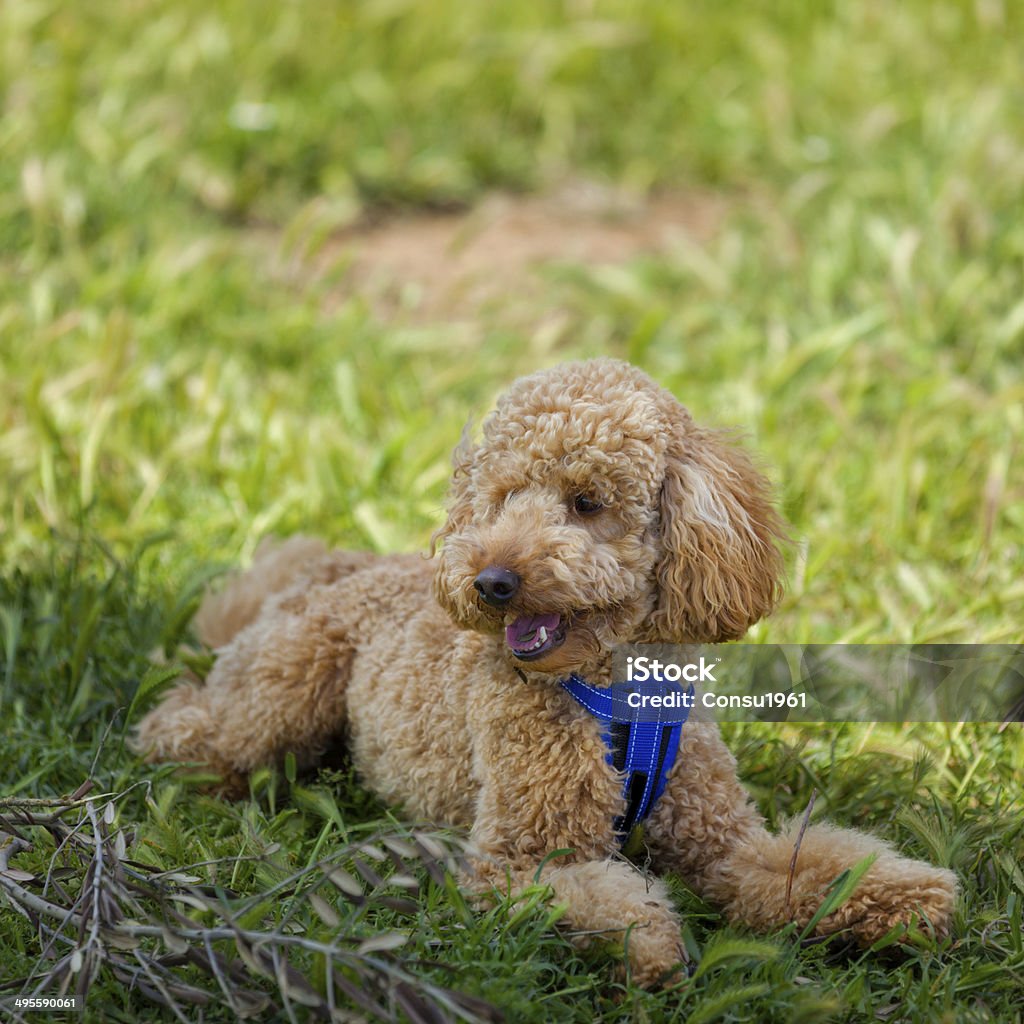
[{"x1": 432, "y1": 359, "x2": 785, "y2": 675}]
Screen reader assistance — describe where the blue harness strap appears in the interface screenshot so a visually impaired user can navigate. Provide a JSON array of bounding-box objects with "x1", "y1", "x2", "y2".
[{"x1": 561, "y1": 674, "x2": 693, "y2": 845}]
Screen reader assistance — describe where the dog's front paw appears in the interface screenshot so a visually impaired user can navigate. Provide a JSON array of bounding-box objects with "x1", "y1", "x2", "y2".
[
  {"x1": 531, "y1": 859, "x2": 688, "y2": 988},
  {"x1": 711, "y1": 822, "x2": 958, "y2": 948},
  {"x1": 621, "y1": 906, "x2": 689, "y2": 988},
  {"x1": 836, "y1": 856, "x2": 958, "y2": 945}
]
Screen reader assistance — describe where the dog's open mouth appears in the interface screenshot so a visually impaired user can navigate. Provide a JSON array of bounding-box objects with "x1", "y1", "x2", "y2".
[{"x1": 504, "y1": 613, "x2": 567, "y2": 661}]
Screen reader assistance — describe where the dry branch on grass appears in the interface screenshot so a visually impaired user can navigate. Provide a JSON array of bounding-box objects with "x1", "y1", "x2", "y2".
[{"x1": 0, "y1": 782, "x2": 502, "y2": 1023}]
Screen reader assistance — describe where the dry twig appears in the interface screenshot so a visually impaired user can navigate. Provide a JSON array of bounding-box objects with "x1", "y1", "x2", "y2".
[
  {"x1": 0, "y1": 784, "x2": 500, "y2": 1023},
  {"x1": 784, "y1": 790, "x2": 817, "y2": 917}
]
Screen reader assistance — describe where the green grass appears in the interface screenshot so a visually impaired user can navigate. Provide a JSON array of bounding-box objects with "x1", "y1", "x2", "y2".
[{"x1": 1, "y1": 0, "x2": 1022, "y2": 1020}]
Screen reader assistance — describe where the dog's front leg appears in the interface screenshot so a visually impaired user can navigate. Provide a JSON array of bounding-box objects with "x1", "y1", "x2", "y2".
[
  {"x1": 466, "y1": 846, "x2": 686, "y2": 987},
  {"x1": 645, "y1": 720, "x2": 958, "y2": 945},
  {"x1": 460, "y1": 690, "x2": 687, "y2": 986},
  {"x1": 464, "y1": 794, "x2": 688, "y2": 987}
]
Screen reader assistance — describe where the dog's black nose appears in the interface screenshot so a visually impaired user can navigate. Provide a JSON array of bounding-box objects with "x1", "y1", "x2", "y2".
[{"x1": 473, "y1": 566, "x2": 520, "y2": 607}]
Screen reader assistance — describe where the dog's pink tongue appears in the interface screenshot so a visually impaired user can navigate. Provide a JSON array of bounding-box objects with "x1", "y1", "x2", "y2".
[{"x1": 505, "y1": 613, "x2": 561, "y2": 651}]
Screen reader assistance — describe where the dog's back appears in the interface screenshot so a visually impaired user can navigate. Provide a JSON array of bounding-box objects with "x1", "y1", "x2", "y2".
[{"x1": 194, "y1": 536, "x2": 377, "y2": 649}]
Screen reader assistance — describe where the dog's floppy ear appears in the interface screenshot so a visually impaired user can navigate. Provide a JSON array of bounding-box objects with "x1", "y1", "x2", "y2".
[{"x1": 648, "y1": 403, "x2": 786, "y2": 642}]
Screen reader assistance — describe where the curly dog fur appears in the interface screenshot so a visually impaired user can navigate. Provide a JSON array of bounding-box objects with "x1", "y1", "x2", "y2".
[{"x1": 136, "y1": 359, "x2": 956, "y2": 984}]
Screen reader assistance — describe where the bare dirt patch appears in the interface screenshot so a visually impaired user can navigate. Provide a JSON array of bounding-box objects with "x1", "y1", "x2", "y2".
[{"x1": 321, "y1": 183, "x2": 728, "y2": 321}]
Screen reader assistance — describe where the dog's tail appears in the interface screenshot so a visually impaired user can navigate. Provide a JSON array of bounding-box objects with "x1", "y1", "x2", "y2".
[{"x1": 194, "y1": 536, "x2": 374, "y2": 649}]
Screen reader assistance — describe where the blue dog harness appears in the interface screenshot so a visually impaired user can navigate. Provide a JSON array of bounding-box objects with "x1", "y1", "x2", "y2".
[{"x1": 560, "y1": 674, "x2": 694, "y2": 848}]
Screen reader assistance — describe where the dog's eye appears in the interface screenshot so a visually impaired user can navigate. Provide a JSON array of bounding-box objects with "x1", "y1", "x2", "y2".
[{"x1": 573, "y1": 494, "x2": 603, "y2": 515}]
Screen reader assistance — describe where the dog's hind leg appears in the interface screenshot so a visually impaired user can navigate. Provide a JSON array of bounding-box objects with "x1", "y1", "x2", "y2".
[{"x1": 135, "y1": 580, "x2": 357, "y2": 794}]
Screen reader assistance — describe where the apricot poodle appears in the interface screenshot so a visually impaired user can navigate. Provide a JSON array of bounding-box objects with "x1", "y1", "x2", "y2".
[{"x1": 136, "y1": 359, "x2": 956, "y2": 985}]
